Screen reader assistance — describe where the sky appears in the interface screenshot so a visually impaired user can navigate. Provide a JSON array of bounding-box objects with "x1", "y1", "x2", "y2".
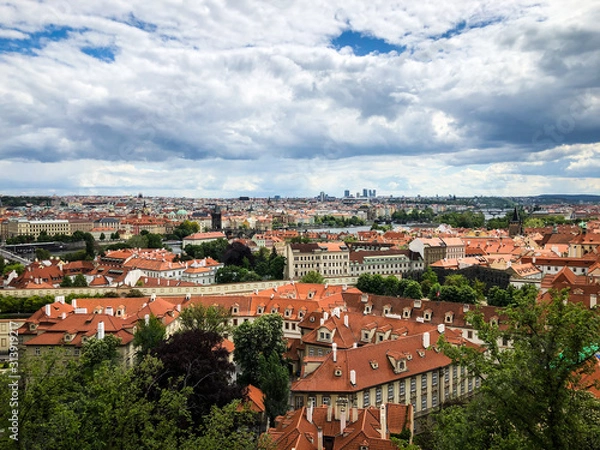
[{"x1": 0, "y1": 0, "x2": 599, "y2": 199}]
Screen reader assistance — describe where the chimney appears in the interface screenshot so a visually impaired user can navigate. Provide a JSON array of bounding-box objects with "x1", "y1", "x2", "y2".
[
  {"x1": 344, "y1": 314, "x2": 349, "y2": 327},
  {"x1": 145, "y1": 314, "x2": 150, "y2": 326},
  {"x1": 350, "y1": 369, "x2": 356, "y2": 385},
  {"x1": 437, "y1": 323, "x2": 445, "y2": 334},
  {"x1": 176, "y1": 304, "x2": 181, "y2": 312},
  {"x1": 340, "y1": 407, "x2": 347, "y2": 434},
  {"x1": 323, "y1": 311, "x2": 329, "y2": 321},
  {"x1": 45, "y1": 304, "x2": 51, "y2": 317},
  {"x1": 61, "y1": 312, "x2": 66, "y2": 320},
  {"x1": 150, "y1": 293, "x2": 156, "y2": 302},
  {"x1": 361, "y1": 293, "x2": 368, "y2": 303},
  {"x1": 327, "y1": 404, "x2": 333, "y2": 422},
  {"x1": 352, "y1": 405, "x2": 358, "y2": 423},
  {"x1": 423, "y1": 332, "x2": 430, "y2": 349},
  {"x1": 380, "y1": 403, "x2": 387, "y2": 439},
  {"x1": 332, "y1": 343, "x2": 337, "y2": 362},
  {"x1": 317, "y1": 427, "x2": 324, "y2": 450},
  {"x1": 72, "y1": 299, "x2": 77, "y2": 309},
  {"x1": 307, "y1": 403, "x2": 313, "y2": 424},
  {"x1": 97, "y1": 321, "x2": 105, "y2": 340}
]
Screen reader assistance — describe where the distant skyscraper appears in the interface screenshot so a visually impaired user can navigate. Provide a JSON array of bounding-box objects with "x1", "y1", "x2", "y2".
[
  {"x1": 344, "y1": 190, "x2": 350, "y2": 198},
  {"x1": 372, "y1": 189, "x2": 376, "y2": 198},
  {"x1": 363, "y1": 188, "x2": 368, "y2": 198}
]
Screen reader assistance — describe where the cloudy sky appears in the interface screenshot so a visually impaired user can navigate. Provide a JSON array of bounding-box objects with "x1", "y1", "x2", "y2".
[{"x1": 1, "y1": 0, "x2": 599, "y2": 198}]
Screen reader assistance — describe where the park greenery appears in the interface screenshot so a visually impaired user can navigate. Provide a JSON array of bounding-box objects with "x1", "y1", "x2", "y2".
[
  {"x1": 432, "y1": 288, "x2": 600, "y2": 450},
  {"x1": 0, "y1": 314, "x2": 274, "y2": 450}
]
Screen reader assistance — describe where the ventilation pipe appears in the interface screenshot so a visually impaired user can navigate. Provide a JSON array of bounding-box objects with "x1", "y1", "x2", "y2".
[
  {"x1": 332, "y1": 343, "x2": 337, "y2": 362},
  {"x1": 380, "y1": 403, "x2": 387, "y2": 439},
  {"x1": 145, "y1": 314, "x2": 150, "y2": 326},
  {"x1": 423, "y1": 332, "x2": 431, "y2": 349},
  {"x1": 45, "y1": 304, "x2": 51, "y2": 317}
]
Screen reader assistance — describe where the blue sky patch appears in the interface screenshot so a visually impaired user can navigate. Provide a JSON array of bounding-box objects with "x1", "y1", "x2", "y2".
[
  {"x1": 81, "y1": 46, "x2": 116, "y2": 62},
  {"x1": 0, "y1": 25, "x2": 76, "y2": 55},
  {"x1": 331, "y1": 30, "x2": 405, "y2": 56},
  {"x1": 432, "y1": 17, "x2": 504, "y2": 41}
]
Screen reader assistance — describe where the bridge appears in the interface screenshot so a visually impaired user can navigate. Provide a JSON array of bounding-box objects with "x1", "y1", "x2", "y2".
[{"x1": 0, "y1": 247, "x2": 31, "y2": 265}]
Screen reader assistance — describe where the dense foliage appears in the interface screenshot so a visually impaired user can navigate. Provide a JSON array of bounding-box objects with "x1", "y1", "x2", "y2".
[{"x1": 433, "y1": 289, "x2": 600, "y2": 450}]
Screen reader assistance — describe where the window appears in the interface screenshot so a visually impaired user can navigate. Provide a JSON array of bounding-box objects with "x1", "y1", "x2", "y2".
[
  {"x1": 363, "y1": 390, "x2": 370, "y2": 407},
  {"x1": 322, "y1": 396, "x2": 331, "y2": 406},
  {"x1": 453, "y1": 365, "x2": 458, "y2": 379},
  {"x1": 468, "y1": 378, "x2": 473, "y2": 392},
  {"x1": 388, "y1": 384, "x2": 394, "y2": 401},
  {"x1": 308, "y1": 397, "x2": 316, "y2": 407},
  {"x1": 432, "y1": 371, "x2": 438, "y2": 386},
  {"x1": 467, "y1": 330, "x2": 473, "y2": 339},
  {"x1": 410, "y1": 377, "x2": 416, "y2": 392},
  {"x1": 74, "y1": 348, "x2": 80, "y2": 356},
  {"x1": 376, "y1": 387, "x2": 382, "y2": 405},
  {"x1": 400, "y1": 382, "x2": 405, "y2": 397},
  {"x1": 309, "y1": 347, "x2": 315, "y2": 357},
  {"x1": 421, "y1": 375, "x2": 428, "y2": 391},
  {"x1": 444, "y1": 367, "x2": 450, "y2": 383},
  {"x1": 421, "y1": 395, "x2": 427, "y2": 411}
]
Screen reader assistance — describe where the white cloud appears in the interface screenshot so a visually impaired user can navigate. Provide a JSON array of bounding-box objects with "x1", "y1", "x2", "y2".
[{"x1": 0, "y1": 0, "x2": 598, "y2": 197}]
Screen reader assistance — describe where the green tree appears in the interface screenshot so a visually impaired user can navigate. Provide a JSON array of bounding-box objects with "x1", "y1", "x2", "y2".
[
  {"x1": 179, "y1": 303, "x2": 232, "y2": 336},
  {"x1": 403, "y1": 280, "x2": 423, "y2": 299},
  {"x1": 299, "y1": 270, "x2": 325, "y2": 284},
  {"x1": 173, "y1": 220, "x2": 200, "y2": 239},
  {"x1": 233, "y1": 314, "x2": 287, "y2": 387},
  {"x1": 80, "y1": 334, "x2": 122, "y2": 371},
  {"x1": 0, "y1": 255, "x2": 4, "y2": 274},
  {"x1": 72, "y1": 273, "x2": 88, "y2": 287},
  {"x1": 3, "y1": 262, "x2": 24, "y2": 276},
  {"x1": 421, "y1": 266, "x2": 439, "y2": 297},
  {"x1": 99, "y1": 232, "x2": 105, "y2": 241},
  {"x1": 133, "y1": 314, "x2": 167, "y2": 360},
  {"x1": 435, "y1": 289, "x2": 600, "y2": 449},
  {"x1": 35, "y1": 248, "x2": 51, "y2": 260},
  {"x1": 181, "y1": 400, "x2": 261, "y2": 450},
  {"x1": 259, "y1": 352, "x2": 290, "y2": 423},
  {"x1": 60, "y1": 276, "x2": 73, "y2": 287}
]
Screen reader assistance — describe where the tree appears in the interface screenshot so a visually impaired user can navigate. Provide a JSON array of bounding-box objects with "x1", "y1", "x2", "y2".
[
  {"x1": 173, "y1": 220, "x2": 200, "y2": 240},
  {"x1": 403, "y1": 280, "x2": 423, "y2": 299},
  {"x1": 0, "y1": 255, "x2": 4, "y2": 274},
  {"x1": 421, "y1": 266, "x2": 438, "y2": 297},
  {"x1": 146, "y1": 233, "x2": 163, "y2": 248},
  {"x1": 60, "y1": 276, "x2": 73, "y2": 288},
  {"x1": 233, "y1": 314, "x2": 287, "y2": 387},
  {"x1": 179, "y1": 303, "x2": 232, "y2": 336},
  {"x1": 99, "y1": 232, "x2": 105, "y2": 241},
  {"x1": 72, "y1": 273, "x2": 88, "y2": 287},
  {"x1": 133, "y1": 314, "x2": 167, "y2": 360},
  {"x1": 35, "y1": 248, "x2": 51, "y2": 260},
  {"x1": 80, "y1": 334, "x2": 122, "y2": 371},
  {"x1": 259, "y1": 352, "x2": 290, "y2": 423},
  {"x1": 299, "y1": 270, "x2": 325, "y2": 284},
  {"x1": 151, "y1": 330, "x2": 243, "y2": 426},
  {"x1": 181, "y1": 400, "x2": 262, "y2": 450},
  {"x1": 3, "y1": 263, "x2": 24, "y2": 276},
  {"x1": 435, "y1": 289, "x2": 600, "y2": 449}
]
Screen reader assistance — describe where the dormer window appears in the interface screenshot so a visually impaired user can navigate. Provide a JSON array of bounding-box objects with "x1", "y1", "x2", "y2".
[
  {"x1": 361, "y1": 330, "x2": 371, "y2": 342},
  {"x1": 383, "y1": 305, "x2": 391, "y2": 315},
  {"x1": 414, "y1": 299, "x2": 422, "y2": 308},
  {"x1": 370, "y1": 360, "x2": 379, "y2": 370},
  {"x1": 271, "y1": 306, "x2": 279, "y2": 314},
  {"x1": 257, "y1": 305, "x2": 264, "y2": 315},
  {"x1": 298, "y1": 310, "x2": 305, "y2": 319},
  {"x1": 396, "y1": 359, "x2": 407, "y2": 373},
  {"x1": 29, "y1": 323, "x2": 38, "y2": 331},
  {"x1": 334, "y1": 367, "x2": 343, "y2": 377},
  {"x1": 232, "y1": 304, "x2": 239, "y2": 315},
  {"x1": 318, "y1": 330, "x2": 332, "y2": 342},
  {"x1": 417, "y1": 350, "x2": 425, "y2": 358},
  {"x1": 490, "y1": 317, "x2": 498, "y2": 327},
  {"x1": 445, "y1": 312, "x2": 454, "y2": 323},
  {"x1": 424, "y1": 309, "x2": 432, "y2": 321},
  {"x1": 364, "y1": 305, "x2": 372, "y2": 314},
  {"x1": 285, "y1": 308, "x2": 292, "y2": 318},
  {"x1": 403, "y1": 307, "x2": 411, "y2": 318}
]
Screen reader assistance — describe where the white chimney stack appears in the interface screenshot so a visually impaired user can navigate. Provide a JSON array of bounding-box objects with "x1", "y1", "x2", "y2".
[
  {"x1": 61, "y1": 312, "x2": 66, "y2": 320},
  {"x1": 327, "y1": 404, "x2": 333, "y2": 422},
  {"x1": 97, "y1": 321, "x2": 105, "y2": 340},
  {"x1": 352, "y1": 405, "x2": 358, "y2": 423},
  {"x1": 145, "y1": 314, "x2": 150, "y2": 326},
  {"x1": 437, "y1": 323, "x2": 445, "y2": 334},
  {"x1": 423, "y1": 332, "x2": 431, "y2": 349},
  {"x1": 350, "y1": 369, "x2": 356, "y2": 385},
  {"x1": 332, "y1": 343, "x2": 337, "y2": 362},
  {"x1": 45, "y1": 304, "x2": 51, "y2": 317},
  {"x1": 323, "y1": 312, "x2": 329, "y2": 321},
  {"x1": 344, "y1": 314, "x2": 349, "y2": 327},
  {"x1": 307, "y1": 403, "x2": 313, "y2": 423},
  {"x1": 317, "y1": 427, "x2": 324, "y2": 450},
  {"x1": 105, "y1": 306, "x2": 114, "y2": 316},
  {"x1": 340, "y1": 408, "x2": 346, "y2": 434},
  {"x1": 176, "y1": 304, "x2": 181, "y2": 312},
  {"x1": 72, "y1": 299, "x2": 77, "y2": 309},
  {"x1": 380, "y1": 403, "x2": 387, "y2": 439}
]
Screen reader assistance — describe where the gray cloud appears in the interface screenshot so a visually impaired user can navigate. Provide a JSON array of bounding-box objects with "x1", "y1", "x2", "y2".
[{"x1": 0, "y1": 0, "x2": 598, "y2": 196}]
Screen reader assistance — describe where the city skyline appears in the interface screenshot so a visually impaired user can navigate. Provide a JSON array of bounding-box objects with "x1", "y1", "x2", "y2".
[{"x1": 0, "y1": 1, "x2": 599, "y2": 198}]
